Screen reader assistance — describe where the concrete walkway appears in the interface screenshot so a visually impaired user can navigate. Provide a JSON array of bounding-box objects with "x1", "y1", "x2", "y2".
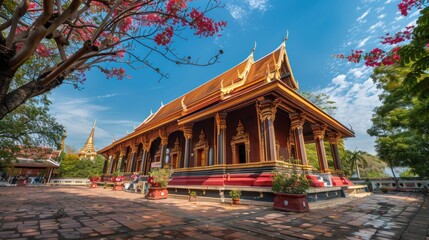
[{"x1": 0, "y1": 186, "x2": 427, "y2": 240}]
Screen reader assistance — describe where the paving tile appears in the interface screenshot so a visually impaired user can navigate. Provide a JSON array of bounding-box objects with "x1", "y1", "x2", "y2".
[{"x1": 0, "y1": 186, "x2": 427, "y2": 240}]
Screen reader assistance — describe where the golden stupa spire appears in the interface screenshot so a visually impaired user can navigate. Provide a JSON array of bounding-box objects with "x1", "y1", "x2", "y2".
[{"x1": 78, "y1": 120, "x2": 97, "y2": 160}]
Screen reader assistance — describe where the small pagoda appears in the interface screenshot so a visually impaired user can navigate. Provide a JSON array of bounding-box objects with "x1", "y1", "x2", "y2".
[{"x1": 78, "y1": 121, "x2": 97, "y2": 160}]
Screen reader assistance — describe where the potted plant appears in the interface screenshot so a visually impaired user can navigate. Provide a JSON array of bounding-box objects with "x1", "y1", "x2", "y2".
[
  {"x1": 229, "y1": 189, "x2": 241, "y2": 205},
  {"x1": 189, "y1": 191, "x2": 198, "y2": 202},
  {"x1": 88, "y1": 171, "x2": 100, "y2": 188},
  {"x1": 272, "y1": 169, "x2": 310, "y2": 212},
  {"x1": 112, "y1": 175, "x2": 124, "y2": 191},
  {"x1": 146, "y1": 167, "x2": 172, "y2": 200},
  {"x1": 88, "y1": 175, "x2": 99, "y2": 188},
  {"x1": 380, "y1": 187, "x2": 388, "y2": 193}
]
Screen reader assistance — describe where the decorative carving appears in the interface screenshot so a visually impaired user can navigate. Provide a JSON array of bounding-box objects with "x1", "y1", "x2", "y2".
[
  {"x1": 289, "y1": 113, "x2": 306, "y2": 129},
  {"x1": 328, "y1": 132, "x2": 341, "y2": 144},
  {"x1": 142, "y1": 137, "x2": 151, "y2": 151},
  {"x1": 266, "y1": 53, "x2": 281, "y2": 82},
  {"x1": 193, "y1": 130, "x2": 208, "y2": 167},
  {"x1": 181, "y1": 97, "x2": 187, "y2": 113},
  {"x1": 231, "y1": 121, "x2": 250, "y2": 164},
  {"x1": 256, "y1": 98, "x2": 281, "y2": 122},
  {"x1": 215, "y1": 112, "x2": 227, "y2": 135},
  {"x1": 159, "y1": 129, "x2": 168, "y2": 145},
  {"x1": 312, "y1": 124, "x2": 327, "y2": 140},
  {"x1": 181, "y1": 124, "x2": 193, "y2": 139},
  {"x1": 220, "y1": 53, "x2": 254, "y2": 95},
  {"x1": 170, "y1": 138, "x2": 182, "y2": 169}
]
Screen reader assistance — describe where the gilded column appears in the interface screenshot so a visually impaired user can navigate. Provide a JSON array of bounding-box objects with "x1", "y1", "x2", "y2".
[
  {"x1": 159, "y1": 130, "x2": 168, "y2": 168},
  {"x1": 182, "y1": 124, "x2": 193, "y2": 168},
  {"x1": 312, "y1": 124, "x2": 329, "y2": 173},
  {"x1": 108, "y1": 155, "x2": 113, "y2": 174},
  {"x1": 141, "y1": 140, "x2": 150, "y2": 174},
  {"x1": 129, "y1": 146, "x2": 137, "y2": 172},
  {"x1": 329, "y1": 132, "x2": 343, "y2": 173},
  {"x1": 289, "y1": 113, "x2": 308, "y2": 166},
  {"x1": 257, "y1": 98, "x2": 280, "y2": 161},
  {"x1": 215, "y1": 112, "x2": 227, "y2": 165}
]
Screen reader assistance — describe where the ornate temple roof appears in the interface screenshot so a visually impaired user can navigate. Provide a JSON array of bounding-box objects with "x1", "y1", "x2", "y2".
[
  {"x1": 78, "y1": 121, "x2": 97, "y2": 160},
  {"x1": 99, "y1": 41, "x2": 354, "y2": 153}
]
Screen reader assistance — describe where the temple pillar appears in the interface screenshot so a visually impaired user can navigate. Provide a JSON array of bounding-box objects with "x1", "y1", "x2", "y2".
[
  {"x1": 289, "y1": 113, "x2": 308, "y2": 166},
  {"x1": 312, "y1": 124, "x2": 329, "y2": 173},
  {"x1": 160, "y1": 138, "x2": 167, "y2": 168},
  {"x1": 129, "y1": 147, "x2": 136, "y2": 172},
  {"x1": 257, "y1": 98, "x2": 280, "y2": 161},
  {"x1": 102, "y1": 158, "x2": 109, "y2": 174},
  {"x1": 107, "y1": 155, "x2": 113, "y2": 174},
  {"x1": 141, "y1": 140, "x2": 150, "y2": 174},
  {"x1": 329, "y1": 132, "x2": 343, "y2": 174},
  {"x1": 215, "y1": 112, "x2": 227, "y2": 165},
  {"x1": 182, "y1": 124, "x2": 193, "y2": 168}
]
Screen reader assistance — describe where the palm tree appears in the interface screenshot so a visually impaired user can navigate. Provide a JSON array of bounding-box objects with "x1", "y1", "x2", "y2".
[{"x1": 344, "y1": 150, "x2": 367, "y2": 178}]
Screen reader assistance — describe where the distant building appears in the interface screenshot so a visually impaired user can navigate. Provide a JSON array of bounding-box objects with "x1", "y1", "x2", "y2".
[
  {"x1": 78, "y1": 121, "x2": 97, "y2": 160},
  {"x1": 7, "y1": 146, "x2": 61, "y2": 184}
]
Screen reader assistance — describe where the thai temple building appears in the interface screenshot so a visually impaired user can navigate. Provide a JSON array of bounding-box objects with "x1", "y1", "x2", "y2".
[
  {"x1": 98, "y1": 40, "x2": 355, "y2": 200},
  {"x1": 78, "y1": 121, "x2": 98, "y2": 160}
]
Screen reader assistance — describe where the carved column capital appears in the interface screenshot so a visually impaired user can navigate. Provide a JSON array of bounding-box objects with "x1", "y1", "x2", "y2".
[
  {"x1": 181, "y1": 123, "x2": 193, "y2": 139},
  {"x1": 328, "y1": 132, "x2": 341, "y2": 144},
  {"x1": 256, "y1": 98, "x2": 281, "y2": 122},
  {"x1": 215, "y1": 112, "x2": 227, "y2": 134},
  {"x1": 289, "y1": 113, "x2": 306, "y2": 130},
  {"x1": 159, "y1": 129, "x2": 168, "y2": 145},
  {"x1": 312, "y1": 124, "x2": 327, "y2": 140}
]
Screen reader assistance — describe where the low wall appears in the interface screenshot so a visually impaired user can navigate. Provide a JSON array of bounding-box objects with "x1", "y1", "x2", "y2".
[
  {"x1": 50, "y1": 178, "x2": 90, "y2": 186},
  {"x1": 353, "y1": 179, "x2": 429, "y2": 191}
]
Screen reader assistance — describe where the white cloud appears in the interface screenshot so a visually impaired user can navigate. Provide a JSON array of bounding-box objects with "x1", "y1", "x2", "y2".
[
  {"x1": 347, "y1": 65, "x2": 372, "y2": 79},
  {"x1": 320, "y1": 75, "x2": 382, "y2": 154},
  {"x1": 227, "y1": 5, "x2": 246, "y2": 21},
  {"x1": 394, "y1": 15, "x2": 404, "y2": 22},
  {"x1": 247, "y1": 0, "x2": 268, "y2": 11},
  {"x1": 356, "y1": 36, "x2": 371, "y2": 48},
  {"x1": 50, "y1": 94, "x2": 139, "y2": 150},
  {"x1": 369, "y1": 21, "x2": 384, "y2": 32},
  {"x1": 385, "y1": 0, "x2": 392, "y2": 4},
  {"x1": 377, "y1": 14, "x2": 386, "y2": 19},
  {"x1": 226, "y1": 0, "x2": 269, "y2": 22},
  {"x1": 357, "y1": 8, "x2": 371, "y2": 23}
]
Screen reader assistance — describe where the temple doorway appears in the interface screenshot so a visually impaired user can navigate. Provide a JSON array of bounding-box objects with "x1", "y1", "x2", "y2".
[{"x1": 237, "y1": 143, "x2": 246, "y2": 164}]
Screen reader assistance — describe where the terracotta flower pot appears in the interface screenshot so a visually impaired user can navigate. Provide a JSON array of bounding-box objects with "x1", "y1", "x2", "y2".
[
  {"x1": 273, "y1": 193, "x2": 309, "y2": 213},
  {"x1": 146, "y1": 187, "x2": 168, "y2": 200},
  {"x1": 232, "y1": 198, "x2": 240, "y2": 205}
]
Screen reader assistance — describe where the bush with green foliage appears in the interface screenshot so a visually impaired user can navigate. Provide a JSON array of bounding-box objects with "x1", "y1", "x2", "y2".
[
  {"x1": 149, "y1": 167, "x2": 172, "y2": 187},
  {"x1": 57, "y1": 153, "x2": 104, "y2": 178},
  {"x1": 272, "y1": 170, "x2": 310, "y2": 194},
  {"x1": 229, "y1": 189, "x2": 241, "y2": 199}
]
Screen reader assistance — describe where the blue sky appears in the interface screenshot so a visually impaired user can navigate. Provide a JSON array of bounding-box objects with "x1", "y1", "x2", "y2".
[{"x1": 49, "y1": 0, "x2": 419, "y2": 154}]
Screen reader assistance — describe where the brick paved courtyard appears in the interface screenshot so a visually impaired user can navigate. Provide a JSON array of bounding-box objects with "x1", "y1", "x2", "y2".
[{"x1": 0, "y1": 186, "x2": 427, "y2": 240}]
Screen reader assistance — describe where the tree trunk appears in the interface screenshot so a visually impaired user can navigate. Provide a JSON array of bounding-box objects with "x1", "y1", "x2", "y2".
[
  {"x1": 388, "y1": 159, "x2": 400, "y2": 191},
  {"x1": 0, "y1": 76, "x2": 62, "y2": 119}
]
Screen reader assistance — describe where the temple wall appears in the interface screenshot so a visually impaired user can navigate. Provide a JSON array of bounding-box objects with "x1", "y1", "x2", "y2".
[
  {"x1": 275, "y1": 109, "x2": 291, "y2": 161},
  {"x1": 225, "y1": 104, "x2": 260, "y2": 164}
]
